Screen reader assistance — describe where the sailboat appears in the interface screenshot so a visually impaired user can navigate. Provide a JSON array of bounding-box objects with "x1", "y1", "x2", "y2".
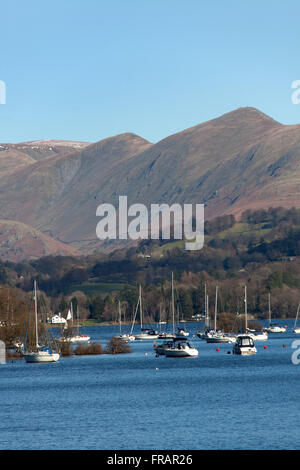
[
  {"x1": 134, "y1": 285, "x2": 159, "y2": 340},
  {"x1": 293, "y1": 302, "x2": 300, "y2": 334},
  {"x1": 158, "y1": 303, "x2": 174, "y2": 339},
  {"x1": 264, "y1": 292, "x2": 286, "y2": 333},
  {"x1": 58, "y1": 302, "x2": 90, "y2": 343},
  {"x1": 164, "y1": 273, "x2": 198, "y2": 357},
  {"x1": 233, "y1": 286, "x2": 257, "y2": 355},
  {"x1": 205, "y1": 286, "x2": 236, "y2": 344},
  {"x1": 118, "y1": 300, "x2": 135, "y2": 342},
  {"x1": 24, "y1": 281, "x2": 60, "y2": 363},
  {"x1": 197, "y1": 285, "x2": 211, "y2": 339}
]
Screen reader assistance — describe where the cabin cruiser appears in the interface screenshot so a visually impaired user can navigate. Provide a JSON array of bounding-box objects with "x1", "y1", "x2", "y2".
[
  {"x1": 154, "y1": 340, "x2": 174, "y2": 356},
  {"x1": 233, "y1": 335, "x2": 257, "y2": 355},
  {"x1": 164, "y1": 338, "x2": 198, "y2": 357}
]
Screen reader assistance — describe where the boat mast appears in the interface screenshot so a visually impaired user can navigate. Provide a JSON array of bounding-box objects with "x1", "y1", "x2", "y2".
[
  {"x1": 139, "y1": 284, "x2": 143, "y2": 332},
  {"x1": 171, "y1": 272, "x2": 175, "y2": 336},
  {"x1": 214, "y1": 285, "x2": 218, "y2": 331},
  {"x1": 119, "y1": 300, "x2": 122, "y2": 335},
  {"x1": 244, "y1": 285, "x2": 247, "y2": 332},
  {"x1": 34, "y1": 280, "x2": 39, "y2": 348},
  {"x1": 294, "y1": 302, "x2": 300, "y2": 330},
  {"x1": 207, "y1": 295, "x2": 209, "y2": 328},
  {"x1": 204, "y1": 283, "x2": 208, "y2": 327},
  {"x1": 268, "y1": 292, "x2": 271, "y2": 327}
]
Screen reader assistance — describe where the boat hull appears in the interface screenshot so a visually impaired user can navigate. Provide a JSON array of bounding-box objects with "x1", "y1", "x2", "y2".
[
  {"x1": 264, "y1": 327, "x2": 286, "y2": 333},
  {"x1": 233, "y1": 347, "x2": 257, "y2": 356},
  {"x1": 24, "y1": 351, "x2": 60, "y2": 363},
  {"x1": 164, "y1": 348, "x2": 198, "y2": 357},
  {"x1": 58, "y1": 335, "x2": 90, "y2": 343},
  {"x1": 135, "y1": 334, "x2": 159, "y2": 340},
  {"x1": 119, "y1": 334, "x2": 136, "y2": 342},
  {"x1": 206, "y1": 336, "x2": 236, "y2": 343}
]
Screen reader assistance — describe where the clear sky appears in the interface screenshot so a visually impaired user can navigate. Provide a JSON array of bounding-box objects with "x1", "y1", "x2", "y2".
[{"x1": 1, "y1": 0, "x2": 300, "y2": 143}]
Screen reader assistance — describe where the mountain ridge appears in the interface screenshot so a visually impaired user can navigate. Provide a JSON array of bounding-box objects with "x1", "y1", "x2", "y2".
[{"x1": 0, "y1": 107, "x2": 299, "y2": 261}]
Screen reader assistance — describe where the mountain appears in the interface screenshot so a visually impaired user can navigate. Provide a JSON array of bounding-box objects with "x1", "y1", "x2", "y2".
[
  {"x1": 0, "y1": 220, "x2": 79, "y2": 262},
  {"x1": 0, "y1": 140, "x2": 90, "y2": 178},
  {"x1": 0, "y1": 107, "x2": 300, "y2": 260}
]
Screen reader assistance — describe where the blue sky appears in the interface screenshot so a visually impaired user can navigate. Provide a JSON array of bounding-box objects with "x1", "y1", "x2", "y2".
[{"x1": 1, "y1": 0, "x2": 300, "y2": 143}]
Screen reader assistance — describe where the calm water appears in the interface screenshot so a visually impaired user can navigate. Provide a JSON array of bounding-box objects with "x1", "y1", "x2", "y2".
[{"x1": 0, "y1": 320, "x2": 299, "y2": 450}]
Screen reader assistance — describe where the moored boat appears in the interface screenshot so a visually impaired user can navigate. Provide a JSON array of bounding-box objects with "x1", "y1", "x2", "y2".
[
  {"x1": 164, "y1": 338, "x2": 198, "y2": 357},
  {"x1": 293, "y1": 302, "x2": 300, "y2": 334},
  {"x1": 24, "y1": 281, "x2": 60, "y2": 363},
  {"x1": 233, "y1": 335, "x2": 257, "y2": 355}
]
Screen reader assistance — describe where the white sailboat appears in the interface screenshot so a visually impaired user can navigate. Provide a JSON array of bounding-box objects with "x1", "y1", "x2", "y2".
[
  {"x1": 206, "y1": 286, "x2": 236, "y2": 343},
  {"x1": 118, "y1": 300, "x2": 135, "y2": 342},
  {"x1": 264, "y1": 292, "x2": 286, "y2": 333},
  {"x1": 59, "y1": 303, "x2": 90, "y2": 343},
  {"x1": 24, "y1": 281, "x2": 60, "y2": 363},
  {"x1": 197, "y1": 285, "x2": 210, "y2": 339},
  {"x1": 234, "y1": 286, "x2": 257, "y2": 355},
  {"x1": 163, "y1": 273, "x2": 198, "y2": 357},
  {"x1": 239, "y1": 287, "x2": 268, "y2": 341},
  {"x1": 293, "y1": 302, "x2": 300, "y2": 334},
  {"x1": 158, "y1": 303, "x2": 174, "y2": 339},
  {"x1": 134, "y1": 285, "x2": 159, "y2": 340}
]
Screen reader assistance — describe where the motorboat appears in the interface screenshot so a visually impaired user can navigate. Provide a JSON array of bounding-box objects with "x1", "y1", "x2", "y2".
[
  {"x1": 233, "y1": 335, "x2": 257, "y2": 355},
  {"x1": 154, "y1": 340, "x2": 174, "y2": 356},
  {"x1": 164, "y1": 338, "x2": 198, "y2": 358}
]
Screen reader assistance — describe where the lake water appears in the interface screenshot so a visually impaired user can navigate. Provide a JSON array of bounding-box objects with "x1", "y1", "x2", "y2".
[{"x1": 0, "y1": 320, "x2": 299, "y2": 450}]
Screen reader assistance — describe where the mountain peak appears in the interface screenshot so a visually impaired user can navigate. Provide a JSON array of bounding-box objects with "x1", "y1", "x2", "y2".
[{"x1": 212, "y1": 107, "x2": 280, "y2": 126}]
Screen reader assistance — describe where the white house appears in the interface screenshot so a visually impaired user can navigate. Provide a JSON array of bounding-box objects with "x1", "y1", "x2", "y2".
[{"x1": 51, "y1": 313, "x2": 67, "y2": 324}]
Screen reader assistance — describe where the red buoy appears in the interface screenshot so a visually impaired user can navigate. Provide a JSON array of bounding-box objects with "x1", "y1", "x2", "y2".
[
  {"x1": 283, "y1": 344, "x2": 286, "y2": 348},
  {"x1": 264, "y1": 345, "x2": 267, "y2": 349},
  {"x1": 216, "y1": 348, "x2": 220, "y2": 352}
]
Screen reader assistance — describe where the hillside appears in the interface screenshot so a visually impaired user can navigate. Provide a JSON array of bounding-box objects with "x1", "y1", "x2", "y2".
[
  {"x1": 0, "y1": 107, "x2": 300, "y2": 260},
  {"x1": 0, "y1": 220, "x2": 80, "y2": 262}
]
